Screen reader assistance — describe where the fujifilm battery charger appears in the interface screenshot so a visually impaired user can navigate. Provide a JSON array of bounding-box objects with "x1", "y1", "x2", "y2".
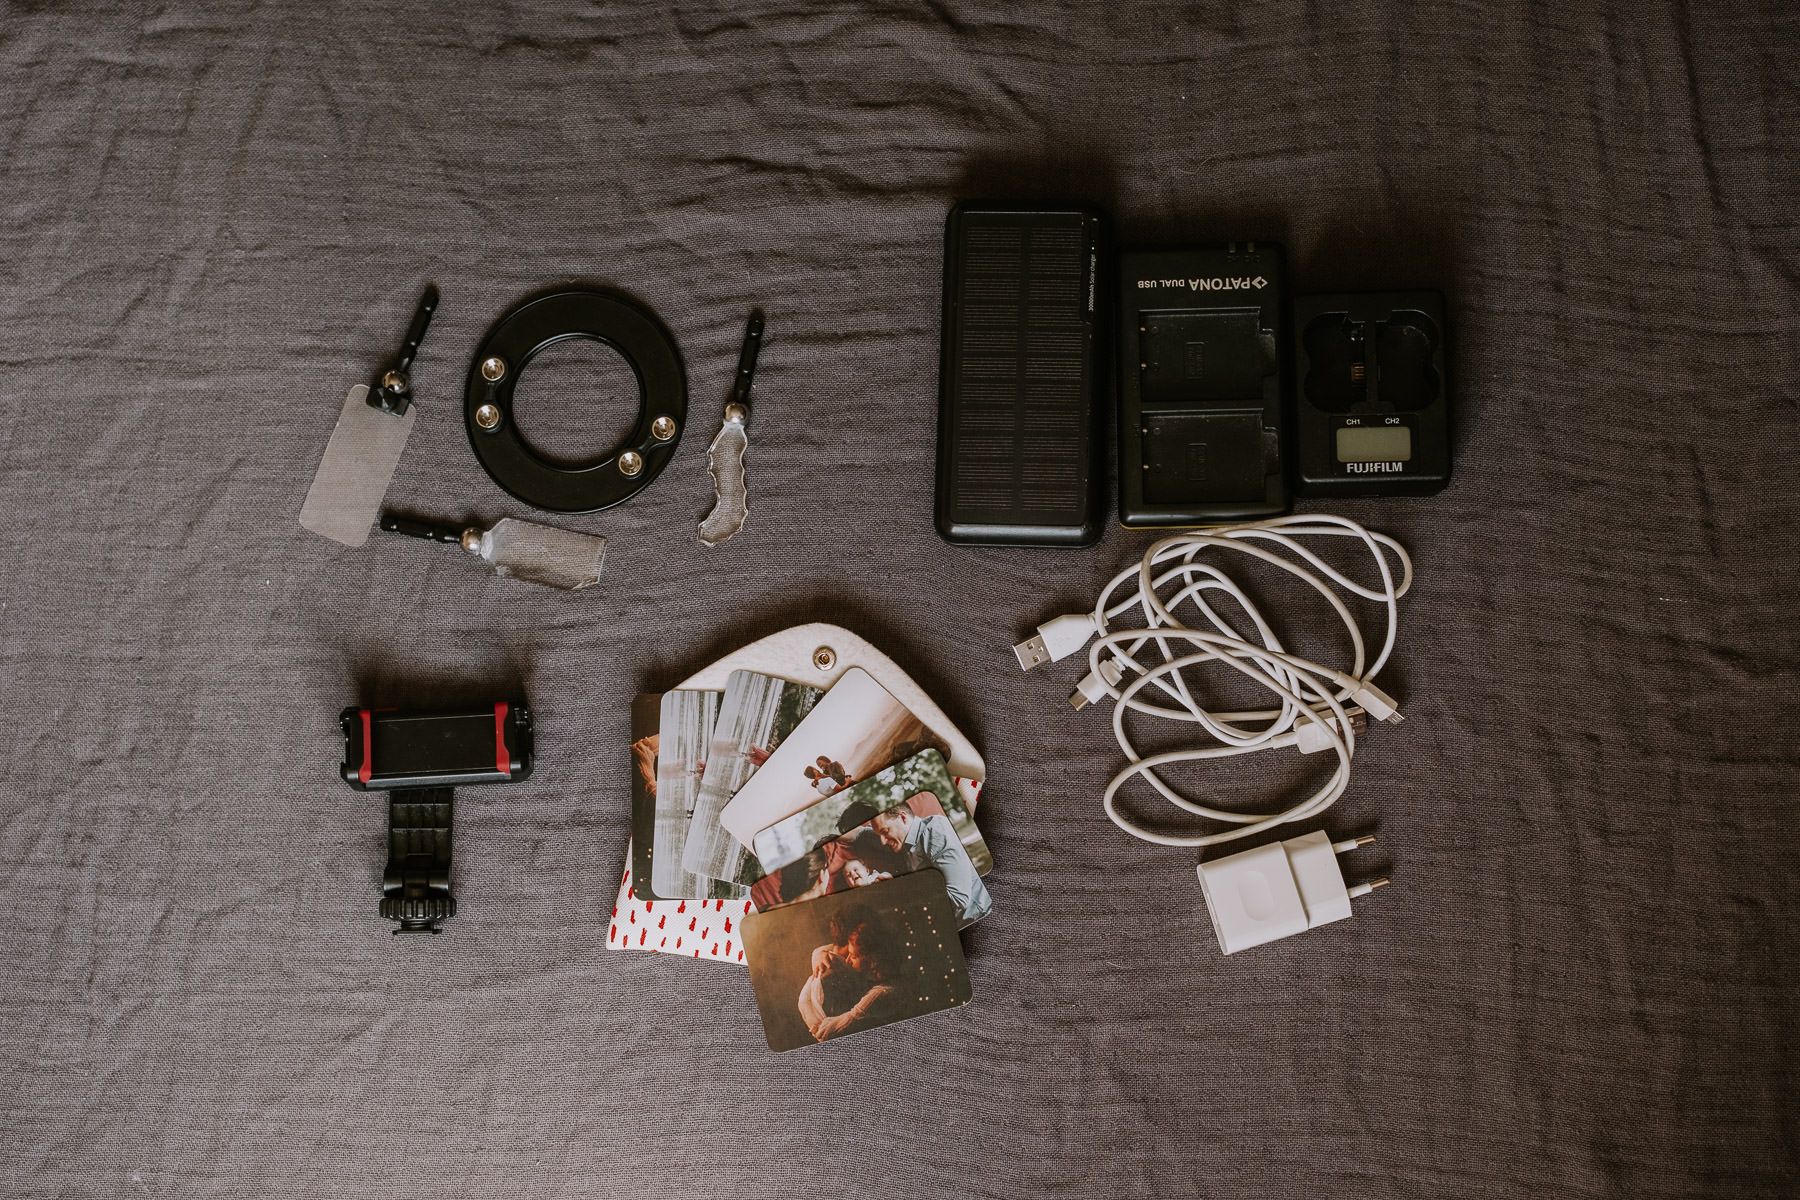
[{"x1": 1292, "y1": 290, "x2": 1451, "y2": 498}]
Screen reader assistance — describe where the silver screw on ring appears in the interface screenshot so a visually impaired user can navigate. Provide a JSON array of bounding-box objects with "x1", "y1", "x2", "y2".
[
  {"x1": 651, "y1": 415, "x2": 677, "y2": 441},
  {"x1": 480, "y1": 356, "x2": 507, "y2": 382},
  {"x1": 474, "y1": 403, "x2": 501, "y2": 430},
  {"x1": 618, "y1": 450, "x2": 644, "y2": 477}
]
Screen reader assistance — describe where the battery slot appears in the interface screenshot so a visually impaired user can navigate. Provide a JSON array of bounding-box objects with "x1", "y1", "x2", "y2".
[
  {"x1": 1142, "y1": 411, "x2": 1269, "y2": 504},
  {"x1": 1301, "y1": 313, "x2": 1358, "y2": 412},
  {"x1": 1374, "y1": 311, "x2": 1440, "y2": 412},
  {"x1": 1140, "y1": 308, "x2": 1274, "y2": 406}
]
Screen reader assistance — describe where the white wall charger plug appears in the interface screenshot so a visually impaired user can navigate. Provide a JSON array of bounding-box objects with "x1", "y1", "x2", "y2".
[{"x1": 1195, "y1": 831, "x2": 1388, "y2": 955}]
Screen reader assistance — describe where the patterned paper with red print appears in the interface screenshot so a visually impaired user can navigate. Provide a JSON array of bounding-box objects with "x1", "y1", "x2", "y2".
[{"x1": 608, "y1": 843, "x2": 753, "y2": 965}]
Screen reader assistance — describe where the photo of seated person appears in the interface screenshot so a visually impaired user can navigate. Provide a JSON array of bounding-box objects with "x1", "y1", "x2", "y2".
[
  {"x1": 858, "y1": 800, "x2": 993, "y2": 925},
  {"x1": 802, "y1": 755, "x2": 849, "y2": 796},
  {"x1": 797, "y1": 912, "x2": 901, "y2": 1044}
]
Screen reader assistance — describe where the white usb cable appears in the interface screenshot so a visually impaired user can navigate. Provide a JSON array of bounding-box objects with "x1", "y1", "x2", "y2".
[{"x1": 1013, "y1": 514, "x2": 1413, "y2": 848}]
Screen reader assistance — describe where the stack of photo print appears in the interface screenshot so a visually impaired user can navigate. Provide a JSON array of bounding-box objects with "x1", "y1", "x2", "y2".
[{"x1": 608, "y1": 667, "x2": 993, "y2": 1050}]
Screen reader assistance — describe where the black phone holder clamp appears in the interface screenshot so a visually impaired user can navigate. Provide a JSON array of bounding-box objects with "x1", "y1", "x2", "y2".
[{"x1": 339, "y1": 701, "x2": 535, "y2": 933}]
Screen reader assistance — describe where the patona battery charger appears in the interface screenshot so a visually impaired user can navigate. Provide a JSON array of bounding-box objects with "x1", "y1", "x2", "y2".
[{"x1": 1117, "y1": 244, "x2": 1289, "y2": 527}]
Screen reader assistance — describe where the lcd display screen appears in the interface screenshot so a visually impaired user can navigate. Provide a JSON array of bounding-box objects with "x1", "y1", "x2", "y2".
[{"x1": 1335, "y1": 425, "x2": 1412, "y2": 463}]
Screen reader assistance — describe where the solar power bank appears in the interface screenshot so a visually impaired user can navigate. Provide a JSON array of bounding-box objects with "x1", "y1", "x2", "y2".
[{"x1": 935, "y1": 202, "x2": 1109, "y2": 546}]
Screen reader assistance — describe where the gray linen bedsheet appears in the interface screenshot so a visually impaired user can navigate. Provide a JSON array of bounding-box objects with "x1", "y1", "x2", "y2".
[{"x1": 1, "y1": 2, "x2": 1794, "y2": 1196}]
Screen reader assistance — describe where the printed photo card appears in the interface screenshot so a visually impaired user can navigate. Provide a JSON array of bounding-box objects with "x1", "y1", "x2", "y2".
[
  {"x1": 741, "y1": 870, "x2": 972, "y2": 1051},
  {"x1": 749, "y1": 785, "x2": 992, "y2": 927},
  {"x1": 753, "y1": 749, "x2": 992, "y2": 878},
  {"x1": 681, "y1": 671, "x2": 824, "y2": 886},
  {"x1": 717, "y1": 668, "x2": 949, "y2": 848},
  {"x1": 647, "y1": 690, "x2": 744, "y2": 901}
]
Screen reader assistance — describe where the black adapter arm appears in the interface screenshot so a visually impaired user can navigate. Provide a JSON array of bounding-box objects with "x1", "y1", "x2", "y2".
[
  {"x1": 382, "y1": 787, "x2": 456, "y2": 932},
  {"x1": 367, "y1": 285, "x2": 440, "y2": 417}
]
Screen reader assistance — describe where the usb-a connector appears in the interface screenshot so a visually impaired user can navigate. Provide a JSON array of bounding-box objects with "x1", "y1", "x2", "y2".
[
  {"x1": 1012, "y1": 635, "x2": 1051, "y2": 671},
  {"x1": 1012, "y1": 613, "x2": 1099, "y2": 671}
]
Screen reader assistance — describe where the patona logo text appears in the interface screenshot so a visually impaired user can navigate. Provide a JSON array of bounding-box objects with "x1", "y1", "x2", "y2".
[
  {"x1": 1346, "y1": 462, "x2": 1405, "y2": 473},
  {"x1": 1137, "y1": 276, "x2": 1268, "y2": 291}
]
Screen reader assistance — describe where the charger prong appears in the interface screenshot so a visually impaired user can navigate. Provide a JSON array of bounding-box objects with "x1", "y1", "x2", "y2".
[
  {"x1": 1347, "y1": 877, "x2": 1390, "y2": 899},
  {"x1": 1332, "y1": 834, "x2": 1376, "y2": 854}
]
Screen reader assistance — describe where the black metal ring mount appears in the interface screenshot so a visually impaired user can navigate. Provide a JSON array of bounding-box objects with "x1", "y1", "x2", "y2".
[{"x1": 464, "y1": 290, "x2": 687, "y2": 513}]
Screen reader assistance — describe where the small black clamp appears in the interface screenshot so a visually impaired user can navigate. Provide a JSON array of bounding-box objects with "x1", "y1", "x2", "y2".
[
  {"x1": 340, "y1": 701, "x2": 534, "y2": 933},
  {"x1": 367, "y1": 285, "x2": 440, "y2": 417}
]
